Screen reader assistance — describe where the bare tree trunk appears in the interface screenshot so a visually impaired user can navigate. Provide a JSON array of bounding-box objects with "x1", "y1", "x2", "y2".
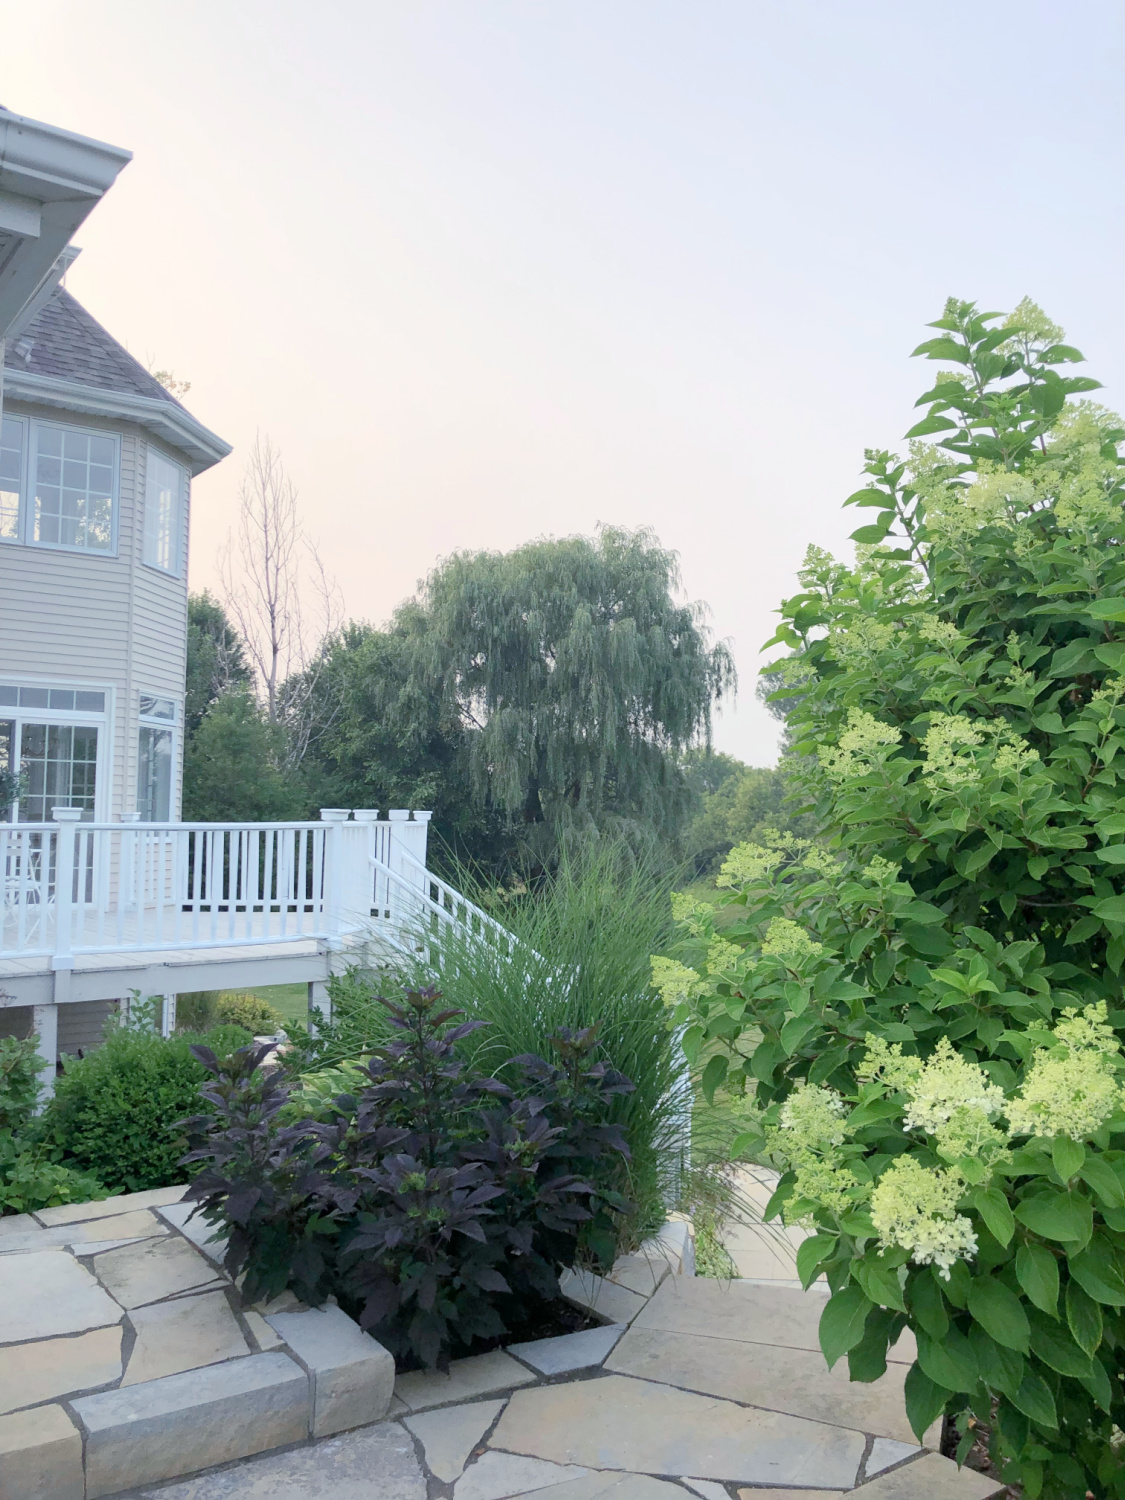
[{"x1": 218, "y1": 434, "x2": 342, "y2": 769}]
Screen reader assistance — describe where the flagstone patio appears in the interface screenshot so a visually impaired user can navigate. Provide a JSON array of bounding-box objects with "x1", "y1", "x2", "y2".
[{"x1": 1, "y1": 1178, "x2": 1007, "y2": 1500}]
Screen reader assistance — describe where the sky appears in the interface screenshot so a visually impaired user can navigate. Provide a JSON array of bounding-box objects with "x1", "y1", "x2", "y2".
[{"x1": 3, "y1": 1, "x2": 1123, "y2": 763}]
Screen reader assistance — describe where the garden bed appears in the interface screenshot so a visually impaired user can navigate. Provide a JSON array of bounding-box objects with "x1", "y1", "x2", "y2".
[{"x1": 0, "y1": 1185, "x2": 695, "y2": 1499}]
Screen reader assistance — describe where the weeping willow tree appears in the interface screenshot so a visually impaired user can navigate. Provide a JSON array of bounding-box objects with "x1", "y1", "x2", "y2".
[{"x1": 404, "y1": 526, "x2": 735, "y2": 860}]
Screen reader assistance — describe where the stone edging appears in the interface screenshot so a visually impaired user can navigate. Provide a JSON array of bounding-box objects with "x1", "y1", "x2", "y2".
[{"x1": 0, "y1": 1189, "x2": 695, "y2": 1499}]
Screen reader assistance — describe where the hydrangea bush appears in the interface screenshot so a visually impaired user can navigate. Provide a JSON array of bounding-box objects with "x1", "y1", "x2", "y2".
[{"x1": 657, "y1": 299, "x2": 1125, "y2": 1498}]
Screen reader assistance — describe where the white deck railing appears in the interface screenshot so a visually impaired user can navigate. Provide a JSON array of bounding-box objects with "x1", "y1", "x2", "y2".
[{"x1": 0, "y1": 807, "x2": 437, "y2": 967}]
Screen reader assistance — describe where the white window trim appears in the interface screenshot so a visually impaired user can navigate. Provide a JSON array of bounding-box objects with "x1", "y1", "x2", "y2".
[
  {"x1": 0, "y1": 676, "x2": 114, "y2": 824},
  {"x1": 136, "y1": 690, "x2": 179, "y2": 822},
  {"x1": 0, "y1": 412, "x2": 28, "y2": 547},
  {"x1": 0, "y1": 416, "x2": 121, "y2": 556},
  {"x1": 142, "y1": 444, "x2": 186, "y2": 577}
]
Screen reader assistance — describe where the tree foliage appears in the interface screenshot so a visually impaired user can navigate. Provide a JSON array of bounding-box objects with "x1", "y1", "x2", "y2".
[
  {"x1": 310, "y1": 528, "x2": 734, "y2": 873},
  {"x1": 662, "y1": 297, "x2": 1125, "y2": 1497}
]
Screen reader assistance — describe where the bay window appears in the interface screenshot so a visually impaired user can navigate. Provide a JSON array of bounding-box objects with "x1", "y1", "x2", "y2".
[{"x1": 0, "y1": 416, "x2": 118, "y2": 552}]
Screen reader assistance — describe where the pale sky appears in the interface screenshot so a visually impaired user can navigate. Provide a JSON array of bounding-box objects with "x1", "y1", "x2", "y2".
[{"x1": 4, "y1": 2, "x2": 1123, "y2": 763}]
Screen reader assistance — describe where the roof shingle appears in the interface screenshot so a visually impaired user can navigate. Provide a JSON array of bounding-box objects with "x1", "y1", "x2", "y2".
[{"x1": 3, "y1": 287, "x2": 186, "y2": 410}]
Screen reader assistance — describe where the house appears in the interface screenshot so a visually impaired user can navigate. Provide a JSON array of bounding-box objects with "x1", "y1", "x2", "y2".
[{"x1": 0, "y1": 108, "x2": 486, "y2": 1086}]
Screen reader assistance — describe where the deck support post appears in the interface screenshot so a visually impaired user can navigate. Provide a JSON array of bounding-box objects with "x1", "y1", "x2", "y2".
[{"x1": 31, "y1": 1002, "x2": 58, "y2": 1101}]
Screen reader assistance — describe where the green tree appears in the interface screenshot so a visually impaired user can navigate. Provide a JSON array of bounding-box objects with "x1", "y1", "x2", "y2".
[
  {"x1": 310, "y1": 528, "x2": 734, "y2": 875},
  {"x1": 182, "y1": 692, "x2": 304, "y2": 822},
  {"x1": 303, "y1": 620, "x2": 511, "y2": 872},
  {"x1": 186, "y1": 592, "x2": 252, "y2": 736},
  {"x1": 663, "y1": 298, "x2": 1125, "y2": 1497},
  {"x1": 417, "y1": 526, "x2": 733, "y2": 855},
  {"x1": 681, "y1": 750, "x2": 811, "y2": 875}
]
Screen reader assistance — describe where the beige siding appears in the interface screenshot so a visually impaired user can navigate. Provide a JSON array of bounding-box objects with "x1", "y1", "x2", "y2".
[
  {"x1": 58, "y1": 998, "x2": 119, "y2": 1055},
  {"x1": 0, "y1": 400, "x2": 191, "y2": 819}
]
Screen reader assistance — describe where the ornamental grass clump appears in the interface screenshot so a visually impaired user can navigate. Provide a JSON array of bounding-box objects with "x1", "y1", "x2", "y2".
[{"x1": 658, "y1": 298, "x2": 1125, "y2": 1497}]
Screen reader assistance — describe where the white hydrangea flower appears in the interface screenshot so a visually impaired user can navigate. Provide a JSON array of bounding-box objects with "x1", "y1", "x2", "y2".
[
  {"x1": 716, "y1": 842, "x2": 783, "y2": 888},
  {"x1": 818, "y1": 709, "x2": 902, "y2": 783},
  {"x1": 760, "y1": 918, "x2": 822, "y2": 966},
  {"x1": 778, "y1": 1082, "x2": 849, "y2": 1154},
  {"x1": 870, "y1": 1156, "x2": 977, "y2": 1279},
  {"x1": 858, "y1": 1036, "x2": 923, "y2": 1093},
  {"x1": 901, "y1": 1037, "x2": 1005, "y2": 1135},
  {"x1": 650, "y1": 957, "x2": 706, "y2": 1010},
  {"x1": 1006, "y1": 1002, "x2": 1125, "y2": 1142}
]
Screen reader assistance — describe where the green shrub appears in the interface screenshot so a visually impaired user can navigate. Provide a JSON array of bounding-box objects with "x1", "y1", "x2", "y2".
[
  {"x1": 0, "y1": 1035, "x2": 107, "y2": 1215},
  {"x1": 43, "y1": 1023, "x2": 251, "y2": 1193},
  {"x1": 214, "y1": 993, "x2": 284, "y2": 1035},
  {"x1": 663, "y1": 298, "x2": 1125, "y2": 1497},
  {"x1": 184, "y1": 990, "x2": 634, "y2": 1369}
]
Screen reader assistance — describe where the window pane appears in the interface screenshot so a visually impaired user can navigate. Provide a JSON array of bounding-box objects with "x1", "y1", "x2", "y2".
[
  {"x1": 0, "y1": 719, "x2": 13, "y2": 819},
  {"x1": 33, "y1": 426, "x2": 115, "y2": 553},
  {"x1": 48, "y1": 690, "x2": 75, "y2": 710},
  {"x1": 0, "y1": 687, "x2": 16, "y2": 707},
  {"x1": 0, "y1": 417, "x2": 23, "y2": 541},
  {"x1": 75, "y1": 691, "x2": 106, "y2": 712},
  {"x1": 143, "y1": 450, "x2": 182, "y2": 573},
  {"x1": 18, "y1": 688, "x2": 49, "y2": 708},
  {"x1": 19, "y1": 722, "x2": 98, "y2": 821},
  {"x1": 139, "y1": 694, "x2": 176, "y2": 721},
  {"x1": 137, "y1": 726, "x2": 173, "y2": 820}
]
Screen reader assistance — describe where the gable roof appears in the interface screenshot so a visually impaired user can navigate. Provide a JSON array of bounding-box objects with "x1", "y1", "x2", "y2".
[
  {"x1": 4, "y1": 287, "x2": 185, "y2": 408},
  {"x1": 1, "y1": 286, "x2": 230, "y2": 474}
]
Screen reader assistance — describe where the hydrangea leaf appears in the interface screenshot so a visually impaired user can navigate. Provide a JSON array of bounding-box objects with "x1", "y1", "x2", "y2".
[
  {"x1": 818, "y1": 1282, "x2": 872, "y2": 1368},
  {"x1": 967, "y1": 1277, "x2": 1030, "y2": 1353},
  {"x1": 1015, "y1": 1243, "x2": 1059, "y2": 1318}
]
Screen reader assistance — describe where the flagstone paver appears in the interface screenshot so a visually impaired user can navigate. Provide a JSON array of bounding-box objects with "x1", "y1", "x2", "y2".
[
  {"x1": 0, "y1": 1402, "x2": 84, "y2": 1500},
  {"x1": 0, "y1": 1250, "x2": 122, "y2": 1342},
  {"x1": 509, "y1": 1322, "x2": 627, "y2": 1375},
  {"x1": 851, "y1": 1450, "x2": 1006, "y2": 1497},
  {"x1": 631, "y1": 1275, "x2": 915, "y2": 1364},
  {"x1": 0, "y1": 1208, "x2": 168, "y2": 1254},
  {"x1": 131, "y1": 1420, "x2": 426, "y2": 1498},
  {"x1": 157, "y1": 1199, "x2": 230, "y2": 1265},
  {"x1": 736, "y1": 1492, "x2": 844, "y2": 1499},
  {"x1": 489, "y1": 1374, "x2": 867, "y2": 1487},
  {"x1": 606, "y1": 1324, "x2": 916, "y2": 1445},
  {"x1": 3, "y1": 1191, "x2": 987, "y2": 1500},
  {"x1": 35, "y1": 1185, "x2": 187, "y2": 1225},
  {"x1": 453, "y1": 1450, "x2": 591, "y2": 1500},
  {"x1": 403, "y1": 1397, "x2": 505, "y2": 1480},
  {"x1": 527, "y1": 1480, "x2": 702, "y2": 1500},
  {"x1": 395, "y1": 1348, "x2": 537, "y2": 1412},
  {"x1": 123, "y1": 1288, "x2": 250, "y2": 1385},
  {"x1": 0, "y1": 1325, "x2": 123, "y2": 1413},
  {"x1": 559, "y1": 1268, "x2": 649, "y2": 1325},
  {"x1": 865, "y1": 1436, "x2": 923, "y2": 1477},
  {"x1": 680, "y1": 1480, "x2": 731, "y2": 1500},
  {"x1": 92, "y1": 1232, "x2": 223, "y2": 1308}
]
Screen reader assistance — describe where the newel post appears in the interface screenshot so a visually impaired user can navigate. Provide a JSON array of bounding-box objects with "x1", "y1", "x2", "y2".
[
  {"x1": 318, "y1": 809, "x2": 350, "y2": 942},
  {"x1": 51, "y1": 807, "x2": 83, "y2": 972}
]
